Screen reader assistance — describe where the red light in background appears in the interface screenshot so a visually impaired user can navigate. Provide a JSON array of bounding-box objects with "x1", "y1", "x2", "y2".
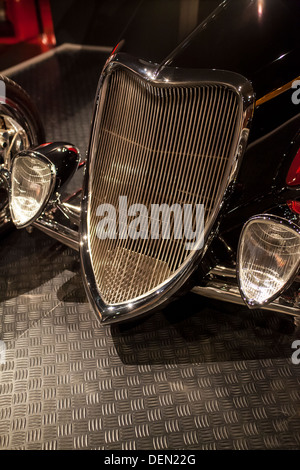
[
  {"x1": 39, "y1": 0, "x2": 56, "y2": 48},
  {"x1": 286, "y1": 147, "x2": 300, "y2": 186},
  {"x1": 287, "y1": 200, "x2": 300, "y2": 215},
  {"x1": 3, "y1": 0, "x2": 39, "y2": 44},
  {"x1": 0, "y1": 0, "x2": 55, "y2": 49}
]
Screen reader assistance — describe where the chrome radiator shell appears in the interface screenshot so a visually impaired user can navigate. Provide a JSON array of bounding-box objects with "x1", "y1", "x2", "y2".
[{"x1": 80, "y1": 53, "x2": 254, "y2": 324}]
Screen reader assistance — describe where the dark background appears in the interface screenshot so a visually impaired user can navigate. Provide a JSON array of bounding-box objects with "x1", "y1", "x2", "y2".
[{"x1": 49, "y1": 0, "x2": 221, "y2": 52}]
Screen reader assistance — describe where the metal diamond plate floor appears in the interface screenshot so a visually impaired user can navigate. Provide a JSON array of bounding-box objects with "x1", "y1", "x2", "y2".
[{"x1": 0, "y1": 46, "x2": 300, "y2": 450}]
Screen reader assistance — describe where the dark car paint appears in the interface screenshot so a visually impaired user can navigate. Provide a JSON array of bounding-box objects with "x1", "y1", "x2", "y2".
[
  {"x1": 120, "y1": 0, "x2": 299, "y2": 99},
  {"x1": 162, "y1": 0, "x2": 299, "y2": 99}
]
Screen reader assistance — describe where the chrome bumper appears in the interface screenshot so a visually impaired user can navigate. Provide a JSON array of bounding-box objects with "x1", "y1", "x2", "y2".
[
  {"x1": 33, "y1": 165, "x2": 83, "y2": 251},
  {"x1": 33, "y1": 216, "x2": 79, "y2": 251},
  {"x1": 193, "y1": 266, "x2": 300, "y2": 318}
]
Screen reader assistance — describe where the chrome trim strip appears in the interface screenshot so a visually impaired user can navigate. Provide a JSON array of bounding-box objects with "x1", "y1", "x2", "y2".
[
  {"x1": 33, "y1": 217, "x2": 79, "y2": 251},
  {"x1": 80, "y1": 52, "x2": 255, "y2": 324},
  {"x1": 210, "y1": 265, "x2": 236, "y2": 279},
  {"x1": 30, "y1": 164, "x2": 83, "y2": 251},
  {"x1": 193, "y1": 281, "x2": 300, "y2": 318},
  {"x1": 56, "y1": 201, "x2": 81, "y2": 226}
]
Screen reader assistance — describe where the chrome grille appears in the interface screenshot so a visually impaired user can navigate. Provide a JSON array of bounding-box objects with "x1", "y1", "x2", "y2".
[{"x1": 88, "y1": 68, "x2": 240, "y2": 305}]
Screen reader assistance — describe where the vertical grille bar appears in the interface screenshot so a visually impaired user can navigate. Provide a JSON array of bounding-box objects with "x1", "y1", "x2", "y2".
[{"x1": 88, "y1": 68, "x2": 240, "y2": 304}]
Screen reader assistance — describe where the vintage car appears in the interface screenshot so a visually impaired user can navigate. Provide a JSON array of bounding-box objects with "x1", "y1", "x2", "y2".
[{"x1": 0, "y1": 0, "x2": 300, "y2": 325}]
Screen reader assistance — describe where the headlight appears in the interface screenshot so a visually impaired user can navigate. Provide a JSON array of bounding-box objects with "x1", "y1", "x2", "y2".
[
  {"x1": 237, "y1": 215, "x2": 300, "y2": 307},
  {"x1": 10, "y1": 153, "x2": 55, "y2": 228}
]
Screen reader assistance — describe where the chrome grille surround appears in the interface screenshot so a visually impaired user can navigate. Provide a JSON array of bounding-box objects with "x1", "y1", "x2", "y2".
[{"x1": 80, "y1": 53, "x2": 254, "y2": 324}]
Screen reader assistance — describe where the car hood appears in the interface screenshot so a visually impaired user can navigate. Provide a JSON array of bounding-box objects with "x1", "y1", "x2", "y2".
[{"x1": 120, "y1": 0, "x2": 299, "y2": 100}]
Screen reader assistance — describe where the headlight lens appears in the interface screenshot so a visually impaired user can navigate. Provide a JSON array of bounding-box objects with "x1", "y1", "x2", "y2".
[
  {"x1": 10, "y1": 154, "x2": 54, "y2": 227},
  {"x1": 238, "y1": 216, "x2": 300, "y2": 307}
]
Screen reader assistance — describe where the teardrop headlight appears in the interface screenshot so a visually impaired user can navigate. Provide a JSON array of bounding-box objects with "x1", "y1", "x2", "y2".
[
  {"x1": 9, "y1": 143, "x2": 80, "y2": 228},
  {"x1": 10, "y1": 153, "x2": 55, "y2": 228},
  {"x1": 237, "y1": 215, "x2": 300, "y2": 307}
]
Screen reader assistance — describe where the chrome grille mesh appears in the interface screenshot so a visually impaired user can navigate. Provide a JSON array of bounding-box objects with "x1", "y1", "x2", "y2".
[{"x1": 89, "y1": 69, "x2": 240, "y2": 304}]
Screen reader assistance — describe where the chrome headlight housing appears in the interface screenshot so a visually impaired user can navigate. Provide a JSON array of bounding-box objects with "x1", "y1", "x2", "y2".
[
  {"x1": 237, "y1": 215, "x2": 300, "y2": 307},
  {"x1": 9, "y1": 143, "x2": 80, "y2": 228},
  {"x1": 10, "y1": 152, "x2": 56, "y2": 228}
]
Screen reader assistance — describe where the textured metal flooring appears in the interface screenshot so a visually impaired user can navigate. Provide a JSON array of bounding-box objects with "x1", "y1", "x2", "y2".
[{"x1": 0, "y1": 46, "x2": 300, "y2": 450}]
